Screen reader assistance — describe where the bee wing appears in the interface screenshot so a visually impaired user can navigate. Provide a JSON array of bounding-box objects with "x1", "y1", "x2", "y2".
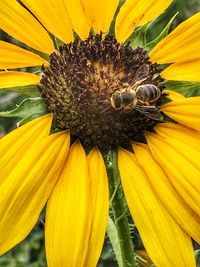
[
  {"x1": 135, "y1": 105, "x2": 163, "y2": 121},
  {"x1": 131, "y1": 64, "x2": 150, "y2": 86}
]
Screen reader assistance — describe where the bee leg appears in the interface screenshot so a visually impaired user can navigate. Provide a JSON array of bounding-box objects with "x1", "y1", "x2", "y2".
[
  {"x1": 98, "y1": 99, "x2": 110, "y2": 104},
  {"x1": 137, "y1": 100, "x2": 148, "y2": 105},
  {"x1": 100, "y1": 105, "x2": 112, "y2": 115},
  {"x1": 123, "y1": 105, "x2": 134, "y2": 113}
]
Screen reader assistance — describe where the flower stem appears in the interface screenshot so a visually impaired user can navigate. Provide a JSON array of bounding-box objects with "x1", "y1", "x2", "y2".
[{"x1": 103, "y1": 148, "x2": 136, "y2": 267}]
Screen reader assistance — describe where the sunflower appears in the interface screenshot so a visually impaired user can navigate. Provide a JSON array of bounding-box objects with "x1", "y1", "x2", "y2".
[{"x1": 0, "y1": 0, "x2": 200, "y2": 266}]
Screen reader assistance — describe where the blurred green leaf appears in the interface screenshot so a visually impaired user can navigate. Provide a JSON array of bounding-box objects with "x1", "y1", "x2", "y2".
[
  {"x1": 165, "y1": 80, "x2": 200, "y2": 97},
  {"x1": 127, "y1": 25, "x2": 149, "y2": 48},
  {"x1": 195, "y1": 250, "x2": 200, "y2": 267},
  {"x1": 1, "y1": 85, "x2": 41, "y2": 98},
  {"x1": 0, "y1": 97, "x2": 47, "y2": 119},
  {"x1": 0, "y1": 225, "x2": 46, "y2": 267},
  {"x1": 106, "y1": 216, "x2": 122, "y2": 267}
]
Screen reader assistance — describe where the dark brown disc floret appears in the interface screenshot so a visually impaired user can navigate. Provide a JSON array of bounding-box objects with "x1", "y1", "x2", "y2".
[{"x1": 38, "y1": 34, "x2": 165, "y2": 149}]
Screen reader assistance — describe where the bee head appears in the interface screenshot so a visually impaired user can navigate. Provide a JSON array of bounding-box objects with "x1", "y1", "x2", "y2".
[{"x1": 110, "y1": 91, "x2": 122, "y2": 109}]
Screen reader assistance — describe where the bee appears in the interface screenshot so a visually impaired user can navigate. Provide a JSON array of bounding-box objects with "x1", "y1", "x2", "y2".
[
  {"x1": 135, "y1": 84, "x2": 161, "y2": 104},
  {"x1": 110, "y1": 65, "x2": 162, "y2": 121},
  {"x1": 110, "y1": 87, "x2": 137, "y2": 110}
]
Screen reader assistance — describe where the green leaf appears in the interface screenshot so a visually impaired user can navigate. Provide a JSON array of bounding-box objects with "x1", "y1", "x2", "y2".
[
  {"x1": 107, "y1": 216, "x2": 123, "y2": 267},
  {"x1": 0, "y1": 97, "x2": 48, "y2": 119},
  {"x1": 109, "y1": 0, "x2": 125, "y2": 34},
  {"x1": 1, "y1": 85, "x2": 41, "y2": 97},
  {"x1": 195, "y1": 249, "x2": 200, "y2": 265},
  {"x1": 145, "y1": 12, "x2": 178, "y2": 51},
  {"x1": 53, "y1": 36, "x2": 64, "y2": 50},
  {"x1": 127, "y1": 24, "x2": 149, "y2": 48},
  {"x1": 165, "y1": 80, "x2": 200, "y2": 97}
]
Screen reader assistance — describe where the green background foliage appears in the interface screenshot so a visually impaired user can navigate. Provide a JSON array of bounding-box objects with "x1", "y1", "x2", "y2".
[{"x1": 0, "y1": 0, "x2": 200, "y2": 266}]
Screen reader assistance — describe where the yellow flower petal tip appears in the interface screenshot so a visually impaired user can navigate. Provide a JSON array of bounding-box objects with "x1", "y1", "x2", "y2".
[
  {"x1": 115, "y1": 0, "x2": 173, "y2": 42},
  {"x1": 0, "y1": 72, "x2": 40, "y2": 89},
  {"x1": 161, "y1": 58, "x2": 200, "y2": 82},
  {"x1": 150, "y1": 12, "x2": 200, "y2": 63},
  {"x1": 0, "y1": 0, "x2": 54, "y2": 54},
  {"x1": 0, "y1": 41, "x2": 48, "y2": 69},
  {"x1": 163, "y1": 90, "x2": 185, "y2": 101},
  {"x1": 161, "y1": 96, "x2": 200, "y2": 131}
]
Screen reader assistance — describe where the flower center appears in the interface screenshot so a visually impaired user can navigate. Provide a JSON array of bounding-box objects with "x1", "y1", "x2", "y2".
[{"x1": 38, "y1": 34, "x2": 165, "y2": 149}]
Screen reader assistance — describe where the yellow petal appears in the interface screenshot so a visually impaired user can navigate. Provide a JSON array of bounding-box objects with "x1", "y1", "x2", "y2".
[
  {"x1": 63, "y1": 0, "x2": 91, "y2": 39},
  {"x1": 161, "y1": 58, "x2": 200, "y2": 81},
  {"x1": 84, "y1": 148, "x2": 109, "y2": 267},
  {"x1": 45, "y1": 142, "x2": 92, "y2": 267},
  {"x1": 161, "y1": 96, "x2": 200, "y2": 131},
  {"x1": 0, "y1": 0, "x2": 54, "y2": 54},
  {"x1": 147, "y1": 132, "x2": 200, "y2": 217},
  {"x1": 153, "y1": 125, "x2": 200, "y2": 172},
  {"x1": 0, "y1": 114, "x2": 53, "y2": 177},
  {"x1": 115, "y1": 0, "x2": 172, "y2": 43},
  {"x1": 21, "y1": 0, "x2": 73, "y2": 43},
  {"x1": 0, "y1": 71, "x2": 40, "y2": 88},
  {"x1": 154, "y1": 122, "x2": 200, "y2": 151},
  {"x1": 163, "y1": 89, "x2": 185, "y2": 101},
  {"x1": 133, "y1": 142, "x2": 200, "y2": 244},
  {"x1": 0, "y1": 131, "x2": 70, "y2": 255},
  {"x1": 150, "y1": 12, "x2": 200, "y2": 63},
  {"x1": 0, "y1": 41, "x2": 48, "y2": 69},
  {"x1": 82, "y1": 0, "x2": 119, "y2": 33},
  {"x1": 118, "y1": 148, "x2": 195, "y2": 267}
]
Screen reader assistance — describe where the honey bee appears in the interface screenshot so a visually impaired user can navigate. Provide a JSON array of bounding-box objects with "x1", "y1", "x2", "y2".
[
  {"x1": 135, "y1": 84, "x2": 161, "y2": 104},
  {"x1": 110, "y1": 65, "x2": 162, "y2": 121},
  {"x1": 110, "y1": 87, "x2": 137, "y2": 110}
]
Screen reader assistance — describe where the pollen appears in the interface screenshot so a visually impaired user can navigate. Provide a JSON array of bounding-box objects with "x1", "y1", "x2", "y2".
[{"x1": 38, "y1": 34, "x2": 165, "y2": 149}]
